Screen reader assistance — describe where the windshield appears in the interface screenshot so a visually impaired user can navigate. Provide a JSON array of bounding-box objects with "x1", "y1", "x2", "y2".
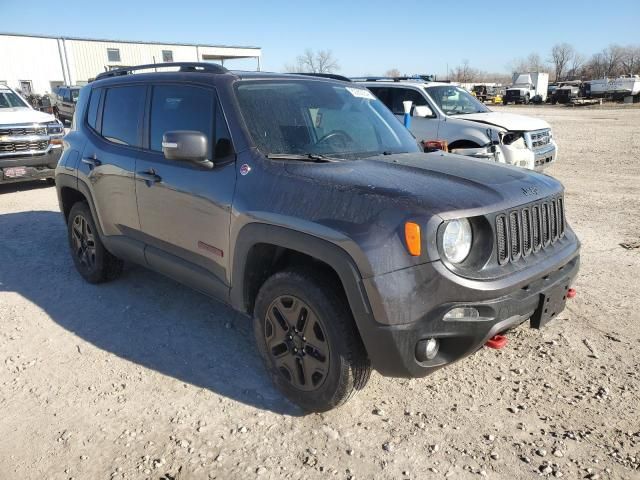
[
  {"x1": 425, "y1": 86, "x2": 489, "y2": 116},
  {"x1": 0, "y1": 90, "x2": 28, "y2": 108},
  {"x1": 235, "y1": 80, "x2": 420, "y2": 159}
]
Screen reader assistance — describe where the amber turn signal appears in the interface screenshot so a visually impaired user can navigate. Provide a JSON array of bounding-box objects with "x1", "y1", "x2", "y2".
[{"x1": 404, "y1": 222, "x2": 421, "y2": 256}]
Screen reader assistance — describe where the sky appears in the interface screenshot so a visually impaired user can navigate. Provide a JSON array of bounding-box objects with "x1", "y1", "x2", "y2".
[{"x1": 3, "y1": 0, "x2": 639, "y2": 76}]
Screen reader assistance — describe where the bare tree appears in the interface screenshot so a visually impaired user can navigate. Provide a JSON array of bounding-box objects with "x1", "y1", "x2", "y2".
[
  {"x1": 586, "y1": 52, "x2": 607, "y2": 79},
  {"x1": 526, "y1": 53, "x2": 546, "y2": 72},
  {"x1": 602, "y1": 44, "x2": 625, "y2": 76},
  {"x1": 452, "y1": 59, "x2": 481, "y2": 83},
  {"x1": 384, "y1": 68, "x2": 401, "y2": 78},
  {"x1": 621, "y1": 45, "x2": 640, "y2": 75},
  {"x1": 507, "y1": 52, "x2": 548, "y2": 75},
  {"x1": 549, "y1": 43, "x2": 575, "y2": 81},
  {"x1": 284, "y1": 49, "x2": 340, "y2": 74},
  {"x1": 566, "y1": 53, "x2": 586, "y2": 79}
]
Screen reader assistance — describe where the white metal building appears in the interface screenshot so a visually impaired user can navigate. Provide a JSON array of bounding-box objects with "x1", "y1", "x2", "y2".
[{"x1": 0, "y1": 32, "x2": 262, "y2": 95}]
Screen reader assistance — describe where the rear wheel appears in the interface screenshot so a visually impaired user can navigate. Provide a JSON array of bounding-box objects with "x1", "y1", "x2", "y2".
[
  {"x1": 253, "y1": 269, "x2": 371, "y2": 412},
  {"x1": 67, "y1": 202, "x2": 123, "y2": 283}
]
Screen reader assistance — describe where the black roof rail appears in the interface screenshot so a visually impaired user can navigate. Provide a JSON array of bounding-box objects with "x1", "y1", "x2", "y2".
[
  {"x1": 95, "y1": 62, "x2": 228, "y2": 80},
  {"x1": 295, "y1": 73, "x2": 352, "y2": 82}
]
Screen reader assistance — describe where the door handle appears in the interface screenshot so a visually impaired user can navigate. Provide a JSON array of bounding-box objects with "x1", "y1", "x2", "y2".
[
  {"x1": 137, "y1": 169, "x2": 162, "y2": 184},
  {"x1": 81, "y1": 155, "x2": 101, "y2": 169}
]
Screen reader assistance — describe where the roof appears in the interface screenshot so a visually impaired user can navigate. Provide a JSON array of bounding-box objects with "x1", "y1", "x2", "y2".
[
  {"x1": 0, "y1": 31, "x2": 260, "y2": 51},
  {"x1": 356, "y1": 80, "x2": 453, "y2": 88}
]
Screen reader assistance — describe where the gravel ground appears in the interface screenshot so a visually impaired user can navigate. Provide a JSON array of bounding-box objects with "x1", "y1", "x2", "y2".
[{"x1": 0, "y1": 105, "x2": 638, "y2": 480}]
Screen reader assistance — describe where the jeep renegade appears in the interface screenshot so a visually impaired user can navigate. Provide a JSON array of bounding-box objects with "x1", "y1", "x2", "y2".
[{"x1": 56, "y1": 63, "x2": 580, "y2": 412}]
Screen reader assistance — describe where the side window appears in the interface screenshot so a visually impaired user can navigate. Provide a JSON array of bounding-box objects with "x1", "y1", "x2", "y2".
[
  {"x1": 368, "y1": 87, "x2": 392, "y2": 110},
  {"x1": 62, "y1": 89, "x2": 71, "y2": 102},
  {"x1": 390, "y1": 88, "x2": 428, "y2": 114},
  {"x1": 87, "y1": 88, "x2": 101, "y2": 130},
  {"x1": 101, "y1": 86, "x2": 145, "y2": 147},
  {"x1": 149, "y1": 84, "x2": 214, "y2": 154}
]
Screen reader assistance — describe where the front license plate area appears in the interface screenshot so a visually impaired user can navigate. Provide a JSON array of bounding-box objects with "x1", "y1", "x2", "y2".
[
  {"x1": 4, "y1": 166, "x2": 28, "y2": 178},
  {"x1": 530, "y1": 284, "x2": 569, "y2": 329}
]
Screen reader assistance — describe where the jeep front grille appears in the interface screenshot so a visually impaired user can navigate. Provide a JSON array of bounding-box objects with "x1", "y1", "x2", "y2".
[{"x1": 495, "y1": 196, "x2": 565, "y2": 265}]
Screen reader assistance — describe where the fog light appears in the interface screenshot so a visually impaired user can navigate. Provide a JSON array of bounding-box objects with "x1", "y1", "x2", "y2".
[
  {"x1": 443, "y1": 307, "x2": 480, "y2": 321},
  {"x1": 416, "y1": 338, "x2": 439, "y2": 362}
]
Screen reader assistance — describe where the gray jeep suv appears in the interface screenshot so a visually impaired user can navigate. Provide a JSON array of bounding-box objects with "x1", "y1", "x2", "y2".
[{"x1": 55, "y1": 63, "x2": 580, "y2": 412}]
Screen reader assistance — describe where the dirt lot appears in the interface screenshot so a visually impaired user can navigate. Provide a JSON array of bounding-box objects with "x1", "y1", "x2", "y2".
[{"x1": 0, "y1": 105, "x2": 638, "y2": 480}]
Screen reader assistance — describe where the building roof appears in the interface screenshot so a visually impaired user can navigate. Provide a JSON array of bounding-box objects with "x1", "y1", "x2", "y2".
[{"x1": 0, "y1": 32, "x2": 260, "y2": 51}]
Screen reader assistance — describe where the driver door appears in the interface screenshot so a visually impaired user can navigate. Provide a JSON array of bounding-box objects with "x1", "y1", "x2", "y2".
[{"x1": 134, "y1": 83, "x2": 236, "y2": 298}]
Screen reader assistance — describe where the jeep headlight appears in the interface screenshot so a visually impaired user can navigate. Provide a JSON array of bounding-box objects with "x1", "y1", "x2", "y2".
[
  {"x1": 45, "y1": 120, "x2": 64, "y2": 135},
  {"x1": 442, "y1": 219, "x2": 472, "y2": 264}
]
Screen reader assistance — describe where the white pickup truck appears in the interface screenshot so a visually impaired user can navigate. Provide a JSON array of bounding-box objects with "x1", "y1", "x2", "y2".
[
  {"x1": 360, "y1": 80, "x2": 557, "y2": 171},
  {"x1": 0, "y1": 84, "x2": 64, "y2": 185}
]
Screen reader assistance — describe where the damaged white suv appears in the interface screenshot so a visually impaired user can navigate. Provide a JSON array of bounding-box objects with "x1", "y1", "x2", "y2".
[{"x1": 361, "y1": 80, "x2": 557, "y2": 171}]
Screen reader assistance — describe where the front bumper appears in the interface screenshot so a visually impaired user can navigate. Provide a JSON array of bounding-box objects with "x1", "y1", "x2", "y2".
[
  {"x1": 359, "y1": 245, "x2": 580, "y2": 378},
  {"x1": 500, "y1": 142, "x2": 557, "y2": 171},
  {"x1": 0, "y1": 147, "x2": 61, "y2": 184}
]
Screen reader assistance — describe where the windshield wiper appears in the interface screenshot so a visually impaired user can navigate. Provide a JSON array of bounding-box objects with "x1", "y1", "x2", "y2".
[{"x1": 266, "y1": 153, "x2": 332, "y2": 162}]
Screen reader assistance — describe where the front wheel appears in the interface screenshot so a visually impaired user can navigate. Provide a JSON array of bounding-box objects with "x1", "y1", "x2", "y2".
[
  {"x1": 253, "y1": 269, "x2": 371, "y2": 412},
  {"x1": 67, "y1": 202, "x2": 123, "y2": 283},
  {"x1": 524, "y1": 94, "x2": 530, "y2": 105}
]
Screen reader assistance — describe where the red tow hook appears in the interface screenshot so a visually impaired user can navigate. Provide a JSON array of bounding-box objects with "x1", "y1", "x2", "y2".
[
  {"x1": 485, "y1": 334, "x2": 508, "y2": 349},
  {"x1": 567, "y1": 288, "x2": 577, "y2": 299}
]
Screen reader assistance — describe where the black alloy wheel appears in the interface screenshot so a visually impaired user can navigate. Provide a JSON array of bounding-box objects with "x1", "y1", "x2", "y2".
[{"x1": 264, "y1": 295, "x2": 330, "y2": 391}]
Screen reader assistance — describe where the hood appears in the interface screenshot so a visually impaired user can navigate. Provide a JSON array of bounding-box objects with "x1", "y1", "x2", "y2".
[
  {"x1": 458, "y1": 111, "x2": 550, "y2": 131},
  {"x1": 0, "y1": 107, "x2": 57, "y2": 125},
  {"x1": 285, "y1": 151, "x2": 562, "y2": 219}
]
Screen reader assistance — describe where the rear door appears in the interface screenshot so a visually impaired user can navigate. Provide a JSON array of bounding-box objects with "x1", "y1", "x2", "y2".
[
  {"x1": 134, "y1": 83, "x2": 236, "y2": 296},
  {"x1": 79, "y1": 84, "x2": 144, "y2": 239}
]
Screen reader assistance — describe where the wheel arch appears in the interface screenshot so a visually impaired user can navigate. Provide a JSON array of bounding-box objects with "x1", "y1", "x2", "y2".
[{"x1": 230, "y1": 223, "x2": 375, "y2": 340}]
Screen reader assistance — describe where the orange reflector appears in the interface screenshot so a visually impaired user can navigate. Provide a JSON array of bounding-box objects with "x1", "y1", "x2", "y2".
[
  {"x1": 50, "y1": 138, "x2": 63, "y2": 145},
  {"x1": 405, "y1": 222, "x2": 421, "y2": 256}
]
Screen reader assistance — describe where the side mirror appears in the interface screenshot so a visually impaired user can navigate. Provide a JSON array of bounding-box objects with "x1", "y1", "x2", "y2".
[
  {"x1": 413, "y1": 105, "x2": 434, "y2": 118},
  {"x1": 162, "y1": 131, "x2": 213, "y2": 169}
]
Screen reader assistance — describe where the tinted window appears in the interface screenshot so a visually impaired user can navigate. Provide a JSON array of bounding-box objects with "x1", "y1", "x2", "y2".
[
  {"x1": 87, "y1": 88, "x2": 101, "y2": 130},
  {"x1": 150, "y1": 85, "x2": 214, "y2": 153},
  {"x1": 101, "y1": 86, "x2": 145, "y2": 147},
  {"x1": 367, "y1": 87, "x2": 393, "y2": 109},
  {"x1": 390, "y1": 88, "x2": 428, "y2": 114}
]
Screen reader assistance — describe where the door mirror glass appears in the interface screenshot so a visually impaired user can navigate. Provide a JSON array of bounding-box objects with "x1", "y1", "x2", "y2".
[
  {"x1": 162, "y1": 130, "x2": 213, "y2": 169},
  {"x1": 413, "y1": 105, "x2": 434, "y2": 118}
]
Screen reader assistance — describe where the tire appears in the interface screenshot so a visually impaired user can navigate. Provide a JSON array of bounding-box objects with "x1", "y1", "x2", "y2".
[
  {"x1": 67, "y1": 202, "x2": 123, "y2": 284},
  {"x1": 503, "y1": 99, "x2": 508, "y2": 106},
  {"x1": 253, "y1": 268, "x2": 371, "y2": 412},
  {"x1": 524, "y1": 94, "x2": 530, "y2": 105},
  {"x1": 46, "y1": 178, "x2": 55, "y2": 185}
]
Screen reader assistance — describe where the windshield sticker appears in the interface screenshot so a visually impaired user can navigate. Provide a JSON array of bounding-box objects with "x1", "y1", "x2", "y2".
[{"x1": 345, "y1": 87, "x2": 376, "y2": 100}]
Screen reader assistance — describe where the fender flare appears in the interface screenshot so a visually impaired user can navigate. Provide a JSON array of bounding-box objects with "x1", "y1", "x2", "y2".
[{"x1": 229, "y1": 222, "x2": 376, "y2": 338}]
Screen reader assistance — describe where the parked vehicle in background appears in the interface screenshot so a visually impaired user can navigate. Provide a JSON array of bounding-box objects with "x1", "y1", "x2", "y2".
[
  {"x1": 472, "y1": 85, "x2": 500, "y2": 103},
  {"x1": 551, "y1": 81, "x2": 583, "y2": 104},
  {"x1": 55, "y1": 63, "x2": 579, "y2": 412},
  {"x1": 546, "y1": 83, "x2": 558, "y2": 103},
  {"x1": 588, "y1": 75, "x2": 640, "y2": 99},
  {"x1": 359, "y1": 79, "x2": 558, "y2": 170},
  {"x1": 51, "y1": 86, "x2": 81, "y2": 123},
  {"x1": 0, "y1": 84, "x2": 64, "y2": 185},
  {"x1": 503, "y1": 72, "x2": 549, "y2": 105}
]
